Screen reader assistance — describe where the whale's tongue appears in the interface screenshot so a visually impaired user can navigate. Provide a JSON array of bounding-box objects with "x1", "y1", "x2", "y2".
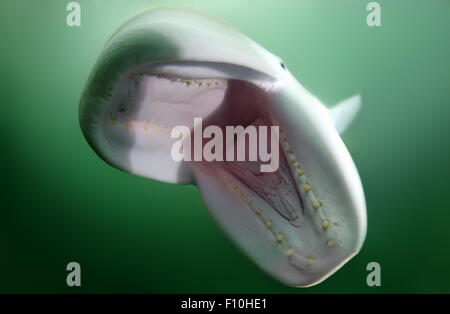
[
  {"x1": 219, "y1": 118, "x2": 304, "y2": 227},
  {"x1": 224, "y1": 156, "x2": 304, "y2": 227}
]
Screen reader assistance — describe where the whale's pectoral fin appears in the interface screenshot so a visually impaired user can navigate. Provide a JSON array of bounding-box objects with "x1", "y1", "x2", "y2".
[{"x1": 328, "y1": 94, "x2": 361, "y2": 134}]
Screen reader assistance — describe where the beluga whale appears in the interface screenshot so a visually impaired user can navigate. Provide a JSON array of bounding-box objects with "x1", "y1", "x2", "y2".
[{"x1": 79, "y1": 8, "x2": 367, "y2": 287}]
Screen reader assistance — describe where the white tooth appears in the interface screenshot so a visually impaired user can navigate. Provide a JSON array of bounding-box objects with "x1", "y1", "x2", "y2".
[{"x1": 289, "y1": 250, "x2": 314, "y2": 270}]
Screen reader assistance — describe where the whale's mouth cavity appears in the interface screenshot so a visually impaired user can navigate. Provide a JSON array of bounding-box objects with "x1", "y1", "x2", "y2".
[{"x1": 103, "y1": 67, "x2": 341, "y2": 275}]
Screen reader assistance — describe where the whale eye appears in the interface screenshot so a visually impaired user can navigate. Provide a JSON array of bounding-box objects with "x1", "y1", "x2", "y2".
[{"x1": 280, "y1": 61, "x2": 286, "y2": 70}]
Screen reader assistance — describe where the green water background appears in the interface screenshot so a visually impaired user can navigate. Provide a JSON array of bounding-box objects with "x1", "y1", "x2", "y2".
[{"x1": 1, "y1": 0, "x2": 449, "y2": 293}]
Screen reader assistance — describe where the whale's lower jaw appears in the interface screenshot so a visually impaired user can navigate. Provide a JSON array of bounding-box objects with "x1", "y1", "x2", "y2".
[
  {"x1": 195, "y1": 165, "x2": 361, "y2": 287},
  {"x1": 81, "y1": 63, "x2": 366, "y2": 287}
]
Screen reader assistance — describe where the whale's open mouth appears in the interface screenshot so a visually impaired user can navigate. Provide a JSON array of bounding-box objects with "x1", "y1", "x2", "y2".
[{"x1": 85, "y1": 62, "x2": 354, "y2": 286}]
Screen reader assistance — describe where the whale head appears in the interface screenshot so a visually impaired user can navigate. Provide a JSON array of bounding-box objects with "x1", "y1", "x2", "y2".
[{"x1": 79, "y1": 8, "x2": 367, "y2": 287}]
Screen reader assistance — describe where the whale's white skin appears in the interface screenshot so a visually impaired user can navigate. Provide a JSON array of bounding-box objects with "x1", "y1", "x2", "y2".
[{"x1": 79, "y1": 8, "x2": 367, "y2": 287}]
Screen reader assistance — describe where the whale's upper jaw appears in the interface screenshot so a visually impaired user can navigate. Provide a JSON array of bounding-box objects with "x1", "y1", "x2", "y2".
[{"x1": 79, "y1": 8, "x2": 367, "y2": 287}]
